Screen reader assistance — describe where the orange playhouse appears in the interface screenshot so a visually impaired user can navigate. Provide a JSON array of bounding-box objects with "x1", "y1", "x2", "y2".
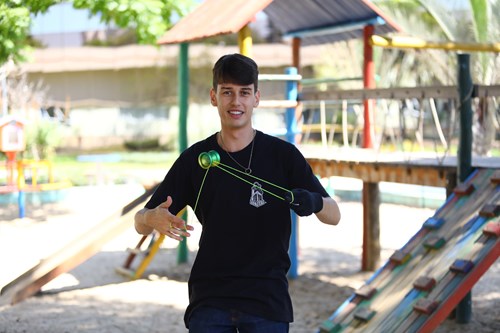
[
  {"x1": 0, "y1": 116, "x2": 25, "y2": 190},
  {"x1": 0, "y1": 116, "x2": 71, "y2": 217}
]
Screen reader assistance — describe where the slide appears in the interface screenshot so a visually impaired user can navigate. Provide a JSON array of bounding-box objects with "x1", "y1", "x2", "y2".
[
  {"x1": 319, "y1": 168, "x2": 499, "y2": 332},
  {"x1": 0, "y1": 184, "x2": 159, "y2": 306}
]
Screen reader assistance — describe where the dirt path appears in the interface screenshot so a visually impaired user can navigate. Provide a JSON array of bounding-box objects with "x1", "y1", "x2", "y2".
[{"x1": 0, "y1": 185, "x2": 498, "y2": 332}]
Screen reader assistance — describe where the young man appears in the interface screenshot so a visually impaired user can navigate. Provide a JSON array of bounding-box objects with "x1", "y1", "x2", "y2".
[{"x1": 134, "y1": 53, "x2": 341, "y2": 332}]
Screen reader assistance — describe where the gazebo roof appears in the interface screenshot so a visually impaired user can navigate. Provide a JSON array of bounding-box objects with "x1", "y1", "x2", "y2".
[{"x1": 157, "y1": 0, "x2": 402, "y2": 46}]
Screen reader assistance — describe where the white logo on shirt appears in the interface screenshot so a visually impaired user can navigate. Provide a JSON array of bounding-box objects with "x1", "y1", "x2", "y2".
[{"x1": 249, "y1": 182, "x2": 266, "y2": 208}]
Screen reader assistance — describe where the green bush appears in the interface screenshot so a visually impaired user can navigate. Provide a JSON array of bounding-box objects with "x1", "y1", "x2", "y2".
[
  {"x1": 23, "y1": 120, "x2": 62, "y2": 160},
  {"x1": 124, "y1": 138, "x2": 160, "y2": 151}
]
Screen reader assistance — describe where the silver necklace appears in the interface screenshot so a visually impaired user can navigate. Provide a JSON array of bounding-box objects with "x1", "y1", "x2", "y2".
[{"x1": 219, "y1": 130, "x2": 256, "y2": 174}]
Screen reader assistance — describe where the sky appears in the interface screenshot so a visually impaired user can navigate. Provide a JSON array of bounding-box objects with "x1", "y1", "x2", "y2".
[
  {"x1": 31, "y1": 2, "x2": 110, "y2": 35},
  {"x1": 29, "y1": 1, "x2": 204, "y2": 35}
]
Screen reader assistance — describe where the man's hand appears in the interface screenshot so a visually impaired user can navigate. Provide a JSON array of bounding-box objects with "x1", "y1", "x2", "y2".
[
  {"x1": 285, "y1": 188, "x2": 323, "y2": 216},
  {"x1": 137, "y1": 196, "x2": 194, "y2": 241}
]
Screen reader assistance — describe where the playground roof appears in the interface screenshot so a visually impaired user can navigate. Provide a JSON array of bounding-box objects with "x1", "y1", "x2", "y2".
[{"x1": 157, "y1": 0, "x2": 402, "y2": 46}]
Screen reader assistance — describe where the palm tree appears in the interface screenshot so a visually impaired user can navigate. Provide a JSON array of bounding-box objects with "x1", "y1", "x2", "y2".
[{"x1": 373, "y1": 0, "x2": 499, "y2": 156}]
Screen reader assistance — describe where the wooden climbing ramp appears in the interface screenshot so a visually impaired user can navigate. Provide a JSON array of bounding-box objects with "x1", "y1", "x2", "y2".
[{"x1": 319, "y1": 168, "x2": 499, "y2": 333}]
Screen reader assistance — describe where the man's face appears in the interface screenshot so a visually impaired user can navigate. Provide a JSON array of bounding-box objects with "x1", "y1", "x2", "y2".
[{"x1": 210, "y1": 83, "x2": 260, "y2": 130}]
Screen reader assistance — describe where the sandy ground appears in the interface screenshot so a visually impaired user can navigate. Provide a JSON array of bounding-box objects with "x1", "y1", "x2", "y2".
[{"x1": 0, "y1": 183, "x2": 498, "y2": 333}]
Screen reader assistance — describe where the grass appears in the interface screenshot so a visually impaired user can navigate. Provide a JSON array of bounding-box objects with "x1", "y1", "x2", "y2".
[
  {"x1": 50, "y1": 151, "x2": 179, "y2": 186},
  {"x1": 2, "y1": 142, "x2": 498, "y2": 187}
]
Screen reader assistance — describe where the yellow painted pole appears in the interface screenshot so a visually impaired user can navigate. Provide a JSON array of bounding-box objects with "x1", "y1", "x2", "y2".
[
  {"x1": 238, "y1": 24, "x2": 252, "y2": 57},
  {"x1": 133, "y1": 208, "x2": 187, "y2": 279},
  {"x1": 133, "y1": 234, "x2": 165, "y2": 279},
  {"x1": 371, "y1": 35, "x2": 500, "y2": 53}
]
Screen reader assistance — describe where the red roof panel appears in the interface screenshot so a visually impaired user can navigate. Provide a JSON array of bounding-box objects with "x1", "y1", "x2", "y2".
[
  {"x1": 158, "y1": 0, "x2": 402, "y2": 46},
  {"x1": 157, "y1": 0, "x2": 273, "y2": 45}
]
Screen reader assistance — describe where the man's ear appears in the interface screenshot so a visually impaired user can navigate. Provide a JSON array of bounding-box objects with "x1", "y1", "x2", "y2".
[
  {"x1": 210, "y1": 88, "x2": 217, "y2": 106},
  {"x1": 254, "y1": 89, "x2": 260, "y2": 107}
]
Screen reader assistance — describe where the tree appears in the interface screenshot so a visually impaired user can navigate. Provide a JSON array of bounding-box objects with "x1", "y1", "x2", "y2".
[
  {"x1": 0, "y1": 0, "x2": 194, "y2": 65},
  {"x1": 373, "y1": 0, "x2": 499, "y2": 156}
]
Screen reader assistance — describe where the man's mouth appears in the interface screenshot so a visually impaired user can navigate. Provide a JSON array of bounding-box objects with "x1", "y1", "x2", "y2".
[{"x1": 229, "y1": 110, "x2": 243, "y2": 115}]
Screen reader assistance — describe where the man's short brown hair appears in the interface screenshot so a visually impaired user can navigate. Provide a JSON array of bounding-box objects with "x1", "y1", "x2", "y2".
[{"x1": 212, "y1": 54, "x2": 259, "y2": 91}]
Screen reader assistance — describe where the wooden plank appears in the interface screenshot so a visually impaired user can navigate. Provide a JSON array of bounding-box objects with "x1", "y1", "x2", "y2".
[
  {"x1": 479, "y1": 204, "x2": 500, "y2": 218},
  {"x1": 319, "y1": 297, "x2": 362, "y2": 332},
  {"x1": 405, "y1": 218, "x2": 497, "y2": 332},
  {"x1": 453, "y1": 183, "x2": 475, "y2": 196},
  {"x1": 395, "y1": 272, "x2": 456, "y2": 332},
  {"x1": 413, "y1": 298, "x2": 440, "y2": 314},
  {"x1": 393, "y1": 311, "x2": 421, "y2": 333},
  {"x1": 371, "y1": 288, "x2": 424, "y2": 332},
  {"x1": 317, "y1": 168, "x2": 498, "y2": 332},
  {"x1": 307, "y1": 158, "x2": 453, "y2": 186},
  {"x1": 417, "y1": 237, "x2": 499, "y2": 332},
  {"x1": 355, "y1": 285, "x2": 377, "y2": 300},
  {"x1": 304, "y1": 150, "x2": 499, "y2": 186},
  {"x1": 413, "y1": 276, "x2": 437, "y2": 291},
  {"x1": 0, "y1": 184, "x2": 159, "y2": 305},
  {"x1": 367, "y1": 171, "x2": 494, "y2": 332},
  {"x1": 301, "y1": 84, "x2": 500, "y2": 101},
  {"x1": 301, "y1": 85, "x2": 460, "y2": 101},
  {"x1": 483, "y1": 221, "x2": 500, "y2": 237}
]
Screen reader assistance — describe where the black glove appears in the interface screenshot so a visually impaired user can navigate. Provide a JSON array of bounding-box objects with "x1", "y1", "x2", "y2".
[{"x1": 285, "y1": 188, "x2": 323, "y2": 216}]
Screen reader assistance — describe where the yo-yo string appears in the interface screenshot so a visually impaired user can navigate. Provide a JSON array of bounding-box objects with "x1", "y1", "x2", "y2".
[
  {"x1": 196, "y1": 150, "x2": 295, "y2": 205},
  {"x1": 192, "y1": 167, "x2": 211, "y2": 215},
  {"x1": 214, "y1": 162, "x2": 292, "y2": 202}
]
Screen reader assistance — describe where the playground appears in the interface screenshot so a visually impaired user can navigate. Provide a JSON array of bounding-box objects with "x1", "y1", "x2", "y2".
[
  {"x1": 0, "y1": 183, "x2": 498, "y2": 333},
  {"x1": 1, "y1": 1, "x2": 499, "y2": 332}
]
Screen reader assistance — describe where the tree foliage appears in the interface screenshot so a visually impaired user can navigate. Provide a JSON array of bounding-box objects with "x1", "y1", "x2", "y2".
[
  {"x1": 0, "y1": 0, "x2": 194, "y2": 65},
  {"x1": 373, "y1": 0, "x2": 499, "y2": 155}
]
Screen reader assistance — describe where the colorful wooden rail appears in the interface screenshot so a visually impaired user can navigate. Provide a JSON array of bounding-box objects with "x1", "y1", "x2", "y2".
[{"x1": 319, "y1": 168, "x2": 499, "y2": 333}]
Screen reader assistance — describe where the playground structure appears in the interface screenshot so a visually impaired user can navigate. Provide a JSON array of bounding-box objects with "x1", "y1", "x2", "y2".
[
  {"x1": 318, "y1": 168, "x2": 499, "y2": 333},
  {"x1": 0, "y1": 185, "x2": 156, "y2": 305},
  {"x1": 0, "y1": 1, "x2": 499, "y2": 332},
  {"x1": 0, "y1": 116, "x2": 71, "y2": 217}
]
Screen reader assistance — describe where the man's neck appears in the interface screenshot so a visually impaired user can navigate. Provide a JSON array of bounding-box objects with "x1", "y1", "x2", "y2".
[{"x1": 218, "y1": 128, "x2": 256, "y2": 152}]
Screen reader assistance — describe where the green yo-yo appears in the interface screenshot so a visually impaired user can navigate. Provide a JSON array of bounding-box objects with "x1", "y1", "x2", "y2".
[
  {"x1": 207, "y1": 150, "x2": 220, "y2": 167},
  {"x1": 198, "y1": 150, "x2": 220, "y2": 169}
]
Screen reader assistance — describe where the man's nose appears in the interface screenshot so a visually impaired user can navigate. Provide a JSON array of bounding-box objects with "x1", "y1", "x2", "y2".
[{"x1": 230, "y1": 94, "x2": 241, "y2": 105}]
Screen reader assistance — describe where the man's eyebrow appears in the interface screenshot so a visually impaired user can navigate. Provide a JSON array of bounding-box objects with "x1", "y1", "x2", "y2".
[{"x1": 219, "y1": 86, "x2": 253, "y2": 92}]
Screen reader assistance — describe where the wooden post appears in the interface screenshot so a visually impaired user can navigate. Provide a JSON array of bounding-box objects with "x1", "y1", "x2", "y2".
[
  {"x1": 362, "y1": 182, "x2": 380, "y2": 271},
  {"x1": 361, "y1": 24, "x2": 380, "y2": 271}
]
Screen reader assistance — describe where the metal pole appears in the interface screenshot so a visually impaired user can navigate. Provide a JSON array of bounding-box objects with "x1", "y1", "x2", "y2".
[
  {"x1": 285, "y1": 66, "x2": 299, "y2": 279},
  {"x1": 363, "y1": 25, "x2": 375, "y2": 148},
  {"x1": 177, "y1": 42, "x2": 189, "y2": 264},
  {"x1": 456, "y1": 52, "x2": 473, "y2": 323},
  {"x1": 238, "y1": 24, "x2": 252, "y2": 57},
  {"x1": 285, "y1": 67, "x2": 298, "y2": 144},
  {"x1": 457, "y1": 53, "x2": 473, "y2": 183}
]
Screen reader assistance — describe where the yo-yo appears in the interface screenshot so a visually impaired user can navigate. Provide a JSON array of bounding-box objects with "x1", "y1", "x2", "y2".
[{"x1": 198, "y1": 150, "x2": 220, "y2": 169}]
